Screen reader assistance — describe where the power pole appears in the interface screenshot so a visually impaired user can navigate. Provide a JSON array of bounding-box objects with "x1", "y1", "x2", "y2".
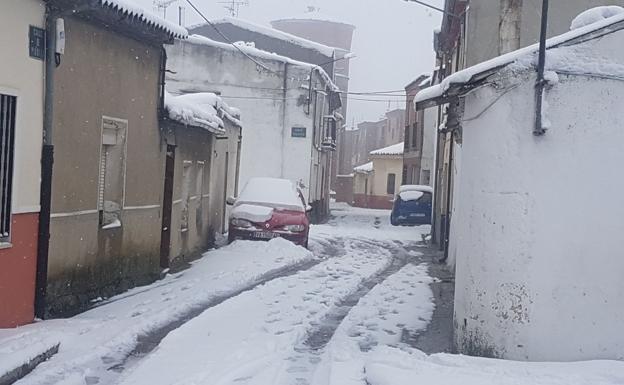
[
  {"x1": 218, "y1": 0, "x2": 250, "y2": 17},
  {"x1": 153, "y1": 0, "x2": 177, "y2": 19}
]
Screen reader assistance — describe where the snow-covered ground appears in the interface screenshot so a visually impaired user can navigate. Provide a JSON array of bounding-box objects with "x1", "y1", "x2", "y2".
[
  {"x1": 4, "y1": 204, "x2": 622, "y2": 385},
  {"x1": 2, "y1": 239, "x2": 314, "y2": 385},
  {"x1": 365, "y1": 346, "x2": 624, "y2": 385}
]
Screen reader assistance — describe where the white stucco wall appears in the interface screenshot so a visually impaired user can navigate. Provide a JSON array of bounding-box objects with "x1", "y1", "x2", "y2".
[
  {"x1": 420, "y1": 106, "x2": 437, "y2": 186},
  {"x1": 166, "y1": 40, "x2": 329, "y2": 205},
  {"x1": 0, "y1": 0, "x2": 45, "y2": 214},
  {"x1": 453, "y1": 32, "x2": 624, "y2": 361}
]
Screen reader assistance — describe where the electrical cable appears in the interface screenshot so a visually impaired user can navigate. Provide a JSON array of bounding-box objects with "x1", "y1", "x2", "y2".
[{"x1": 185, "y1": 0, "x2": 281, "y2": 76}]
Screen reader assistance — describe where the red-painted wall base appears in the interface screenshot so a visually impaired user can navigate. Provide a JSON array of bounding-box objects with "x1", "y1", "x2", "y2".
[{"x1": 0, "y1": 213, "x2": 38, "y2": 328}]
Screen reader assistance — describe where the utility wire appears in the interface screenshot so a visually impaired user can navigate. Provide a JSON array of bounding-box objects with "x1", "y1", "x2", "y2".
[{"x1": 185, "y1": 0, "x2": 281, "y2": 75}]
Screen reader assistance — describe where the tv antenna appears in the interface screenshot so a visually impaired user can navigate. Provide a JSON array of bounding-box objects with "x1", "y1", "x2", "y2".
[
  {"x1": 153, "y1": 0, "x2": 177, "y2": 18},
  {"x1": 218, "y1": 0, "x2": 250, "y2": 17}
]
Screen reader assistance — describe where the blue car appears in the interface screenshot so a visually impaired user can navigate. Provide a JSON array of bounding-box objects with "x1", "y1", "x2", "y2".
[{"x1": 391, "y1": 185, "x2": 433, "y2": 226}]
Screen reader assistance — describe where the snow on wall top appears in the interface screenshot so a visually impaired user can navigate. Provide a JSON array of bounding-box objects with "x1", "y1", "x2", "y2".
[
  {"x1": 370, "y1": 142, "x2": 404, "y2": 156},
  {"x1": 354, "y1": 162, "x2": 373, "y2": 173},
  {"x1": 570, "y1": 6, "x2": 624, "y2": 30},
  {"x1": 272, "y1": 12, "x2": 355, "y2": 29},
  {"x1": 100, "y1": 0, "x2": 188, "y2": 39},
  {"x1": 415, "y1": 9, "x2": 624, "y2": 105},
  {"x1": 201, "y1": 17, "x2": 337, "y2": 58},
  {"x1": 185, "y1": 35, "x2": 339, "y2": 91},
  {"x1": 236, "y1": 177, "x2": 304, "y2": 212},
  {"x1": 165, "y1": 91, "x2": 241, "y2": 134}
]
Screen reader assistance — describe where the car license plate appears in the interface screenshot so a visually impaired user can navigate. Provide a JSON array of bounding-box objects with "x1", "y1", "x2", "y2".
[
  {"x1": 410, "y1": 213, "x2": 426, "y2": 217},
  {"x1": 254, "y1": 231, "x2": 278, "y2": 239}
]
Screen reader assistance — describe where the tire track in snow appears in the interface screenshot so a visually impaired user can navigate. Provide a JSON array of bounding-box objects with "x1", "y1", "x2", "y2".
[
  {"x1": 18, "y1": 240, "x2": 342, "y2": 385},
  {"x1": 114, "y1": 237, "x2": 399, "y2": 385},
  {"x1": 271, "y1": 242, "x2": 431, "y2": 385}
]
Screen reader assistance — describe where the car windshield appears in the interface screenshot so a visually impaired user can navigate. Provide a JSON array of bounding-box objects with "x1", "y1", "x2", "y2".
[{"x1": 236, "y1": 177, "x2": 304, "y2": 212}]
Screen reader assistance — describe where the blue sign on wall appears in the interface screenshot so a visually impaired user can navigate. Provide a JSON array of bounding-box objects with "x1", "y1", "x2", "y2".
[
  {"x1": 29, "y1": 26, "x2": 46, "y2": 60},
  {"x1": 291, "y1": 126, "x2": 306, "y2": 138}
]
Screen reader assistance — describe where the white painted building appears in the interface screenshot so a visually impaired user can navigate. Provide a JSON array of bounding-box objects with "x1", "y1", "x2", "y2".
[
  {"x1": 417, "y1": 10, "x2": 624, "y2": 361},
  {"x1": 0, "y1": 0, "x2": 45, "y2": 327},
  {"x1": 165, "y1": 36, "x2": 341, "y2": 221}
]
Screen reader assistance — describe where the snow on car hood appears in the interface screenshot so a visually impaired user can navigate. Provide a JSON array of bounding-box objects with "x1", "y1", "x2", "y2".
[{"x1": 231, "y1": 204, "x2": 274, "y2": 223}]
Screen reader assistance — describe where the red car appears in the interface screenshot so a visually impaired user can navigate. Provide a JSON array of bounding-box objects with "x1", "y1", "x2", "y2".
[{"x1": 227, "y1": 177, "x2": 311, "y2": 247}]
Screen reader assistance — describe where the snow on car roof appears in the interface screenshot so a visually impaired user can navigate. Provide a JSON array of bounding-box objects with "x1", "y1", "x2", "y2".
[
  {"x1": 236, "y1": 177, "x2": 304, "y2": 212},
  {"x1": 400, "y1": 185, "x2": 433, "y2": 194},
  {"x1": 399, "y1": 190, "x2": 424, "y2": 202}
]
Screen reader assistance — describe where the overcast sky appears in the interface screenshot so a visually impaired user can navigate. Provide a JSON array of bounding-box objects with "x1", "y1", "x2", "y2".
[{"x1": 137, "y1": 0, "x2": 443, "y2": 124}]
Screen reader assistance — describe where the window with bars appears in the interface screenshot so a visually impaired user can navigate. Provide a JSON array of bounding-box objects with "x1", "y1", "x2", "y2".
[{"x1": 0, "y1": 94, "x2": 16, "y2": 243}]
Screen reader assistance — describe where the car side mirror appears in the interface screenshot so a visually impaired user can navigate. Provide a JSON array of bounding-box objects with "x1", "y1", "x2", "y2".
[
  {"x1": 226, "y1": 196, "x2": 236, "y2": 206},
  {"x1": 306, "y1": 204, "x2": 313, "y2": 213}
]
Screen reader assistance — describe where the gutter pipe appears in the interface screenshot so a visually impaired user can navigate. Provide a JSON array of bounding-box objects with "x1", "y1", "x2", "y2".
[{"x1": 534, "y1": 0, "x2": 549, "y2": 136}]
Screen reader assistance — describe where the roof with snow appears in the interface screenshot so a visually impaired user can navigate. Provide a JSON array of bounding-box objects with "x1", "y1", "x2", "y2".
[
  {"x1": 184, "y1": 35, "x2": 339, "y2": 91},
  {"x1": 192, "y1": 17, "x2": 337, "y2": 57},
  {"x1": 100, "y1": 0, "x2": 187, "y2": 38},
  {"x1": 354, "y1": 162, "x2": 373, "y2": 174},
  {"x1": 370, "y1": 142, "x2": 404, "y2": 156},
  {"x1": 415, "y1": 6, "x2": 624, "y2": 109},
  {"x1": 165, "y1": 92, "x2": 241, "y2": 134},
  {"x1": 46, "y1": 0, "x2": 188, "y2": 40}
]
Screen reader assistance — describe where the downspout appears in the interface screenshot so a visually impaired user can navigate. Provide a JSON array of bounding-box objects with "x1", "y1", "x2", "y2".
[
  {"x1": 534, "y1": 0, "x2": 549, "y2": 136},
  {"x1": 280, "y1": 62, "x2": 288, "y2": 178},
  {"x1": 442, "y1": 129, "x2": 454, "y2": 262},
  {"x1": 431, "y1": 104, "x2": 442, "y2": 247},
  {"x1": 159, "y1": 47, "x2": 167, "y2": 120},
  {"x1": 35, "y1": 7, "x2": 57, "y2": 319}
]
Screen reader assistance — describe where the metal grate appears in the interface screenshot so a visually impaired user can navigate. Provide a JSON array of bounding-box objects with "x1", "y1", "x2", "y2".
[{"x1": 0, "y1": 94, "x2": 16, "y2": 242}]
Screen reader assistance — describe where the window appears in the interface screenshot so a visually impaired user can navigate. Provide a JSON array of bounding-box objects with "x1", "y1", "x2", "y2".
[
  {"x1": 421, "y1": 169, "x2": 431, "y2": 186},
  {"x1": 420, "y1": 192, "x2": 432, "y2": 204},
  {"x1": 0, "y1": 94, "x2": 16, "y2": 242},
  {"x1": 411, "y1": 166, "x2": 419, "y2": 184},
  {"x1": 98, "y1": 117, "x2": 127, "y2": 227},
  {"x1": 412, "y1": 122, "x2": 418, "y2": 148},
  {"x1": 405, "y1": 125, "x2": 410, "y2": 149},
  {"x1": 386, "y1": 173, "x2": 396, "y2": 195},
  {"x1": 402, "y1": 166, "x2": 407, "y2": 185}
]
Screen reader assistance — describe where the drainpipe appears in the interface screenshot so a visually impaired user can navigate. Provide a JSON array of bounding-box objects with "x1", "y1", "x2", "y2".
[
  {"x1": 35, "y1": 8, "x2": 57, "y2": 319},
  {"x1": 534, "y1": 0, "x2": 549, "y2": 136}
]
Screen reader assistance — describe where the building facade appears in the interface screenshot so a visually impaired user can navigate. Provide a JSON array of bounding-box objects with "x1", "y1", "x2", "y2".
[
  {"x1": 270, "y1": 15, "x2": 356, "y2": 186},
  {"x1": 43, "y1": 1, "x2": 186, "y2": 317},
  {"x1": 162, "y1": 93, "x2": 242, "y2": 268},
  {"x1": 0, "y1": 0, "x2": 45, "y2": 327},
  {"x1": 353, "y1": 142, "x2": 403, "y2": 210},
  {"x1": 418, "y1": 0, "x2": 624, "y2": 361},
  {"x1": 418, "y1": 14, "x2": 624, "y2": 361},
  {"x1": 351, "y1": 109, "x2": 406, "y2": 169},
  {"x1": 165, "y1": 36, "x2": 340, "y2": 223}
]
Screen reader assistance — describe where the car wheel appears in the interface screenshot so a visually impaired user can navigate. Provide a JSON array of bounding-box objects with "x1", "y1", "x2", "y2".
[{"x1": 390, "y1": 217, "x2": 398, "y2": 226}]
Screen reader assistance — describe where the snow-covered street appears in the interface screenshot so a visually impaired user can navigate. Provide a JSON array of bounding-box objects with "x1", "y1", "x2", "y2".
[
  {"x1": 3, "y1": 204, "x2": 624, "y2": 385},
  {"x1": 2, "y1": 204, "x2": 435, "y2": 385}
]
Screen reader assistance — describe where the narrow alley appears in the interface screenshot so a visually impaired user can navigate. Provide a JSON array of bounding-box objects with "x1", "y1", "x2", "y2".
[{"x1": 1, "y1": 205, "x2": 450, "y2": 385}]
